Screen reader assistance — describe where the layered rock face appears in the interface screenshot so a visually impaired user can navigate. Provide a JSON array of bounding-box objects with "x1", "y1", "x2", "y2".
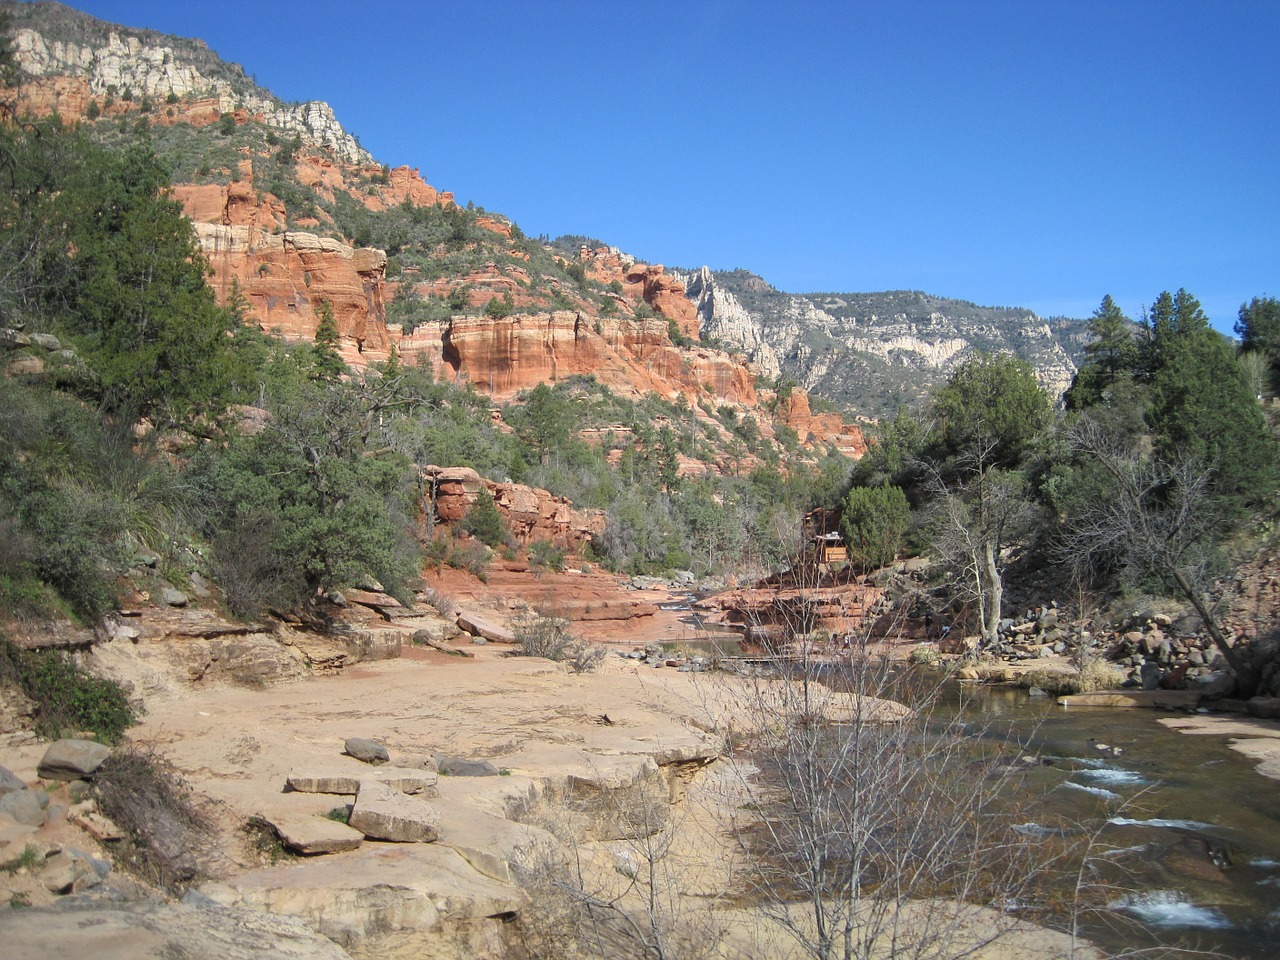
[
  {"x1": 173, "y1": 169, "x2": 391, "y2": 360},
  {"x1": 425, "y1": 466, "x2": 606, "y2": 549}
]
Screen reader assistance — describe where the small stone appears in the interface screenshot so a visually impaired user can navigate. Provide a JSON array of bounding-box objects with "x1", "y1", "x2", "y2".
[
  {"x1": 37, "y1": 739, "x2": 110, "y2": 781},
  {"x1": 344, "y1": 737, "x2": 390, "y2": 765}
]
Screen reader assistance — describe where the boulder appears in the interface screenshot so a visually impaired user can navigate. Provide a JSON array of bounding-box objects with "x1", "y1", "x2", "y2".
[
  {"x1": 454, "y1": 610, "x2": 515, "y2": 644},
  {"x1": 348, "y1": 780, "x2": 440, "y2": 842},
  {"x1": 37, "y1": 739, "x2": 110, "y2": 781},
  {"x1": 435, "y1": 756, "x2": 499, "y2": 778},
  {"x1": 1246, "y1": 697, "x2": 1280, "y2": 720},
  {"x1": 39, "y1": 848, "x2": 110, "y2": 894},
  {"x1": 161, "y1": 587, "x2": 190, "y2": 608},
  {"x1": 0, "y1": 788, "x2": 47, "y2": 827},
  {"x1": 0, "y1": 764, "x2": 27, "y2": 795},
  {"x1": 285, "y1": 768, "x2": 437, "y2": 797},
  {"x1": 343, "y1": 737, "x2": 389, "y2": 766}
]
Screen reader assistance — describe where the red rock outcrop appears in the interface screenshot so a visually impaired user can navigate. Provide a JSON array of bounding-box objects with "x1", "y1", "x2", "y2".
[
  {"x1": 398, "y1": 311, "x2": 757, "y2": 406},
  {"x1": 362, "y1": 166, "x2": 454, "y2": 211},
  {"x1": 425, "y1": 466, "x2": 606, "y2": 550},
  {"x1": 698, "y1": 577, "x2": 885, "y2": 648},
  {"x1": 779, "y1": 391, "x2": 868, "y2": 458},
  {"x1": 623, "y1": 264, "x2": 700, "y2": 340}
]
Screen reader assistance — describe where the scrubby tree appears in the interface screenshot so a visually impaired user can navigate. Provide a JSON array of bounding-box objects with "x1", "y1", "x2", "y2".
[
  {"x1": 310, "y1": 299, "x2": 346, "y2": 382},
  {"x1": 1236, "y1": 295, "x2": 1280, "y2": 393}
]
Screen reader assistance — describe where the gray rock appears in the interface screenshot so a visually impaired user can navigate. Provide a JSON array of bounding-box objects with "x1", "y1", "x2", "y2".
[
  {"x1": 38, "y1": 739, "x2": 110, "y2": 781},
  {"x1": 435, "y1": 755, "x2": 499, "y2": 777},
  {"x1": 0, "y1": 763, "x2": 26, "y2": 795},
  {"x1": 0, "y1": 788, "x2": 47, "y2": 826},
  {"x1": 348, "y1": 780, "x2": 440, "y2": 842},
  {"x1": 1140, "y1": 661, "x2": 1162, "y2": 691},
  {"x1": 29, "y1": 332, "x2": 62, "y2": 351},
  {"x1": 1246, "y1": 697, "x2": 1280, "y2": 720},
  {"x1": 160, "y1": 587, "x2": 189, "y2": 608},
  {"x1": 343, "y1": 737, "x2": 389, "y2": 766}
]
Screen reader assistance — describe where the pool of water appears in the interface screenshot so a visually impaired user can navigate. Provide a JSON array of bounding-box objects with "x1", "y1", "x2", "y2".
[{"x1": 951, "y1": 685, "x2": 1280, "y2": 959}]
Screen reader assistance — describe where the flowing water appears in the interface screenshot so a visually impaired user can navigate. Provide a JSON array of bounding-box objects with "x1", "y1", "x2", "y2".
[{"x1": 947, "y1": 685, "x2": 1280, "y2": 959}]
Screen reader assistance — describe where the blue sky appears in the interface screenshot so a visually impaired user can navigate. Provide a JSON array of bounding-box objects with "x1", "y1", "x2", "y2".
[{"x1": 60, "y1": 0, "x2": 1279, "y2": 331}]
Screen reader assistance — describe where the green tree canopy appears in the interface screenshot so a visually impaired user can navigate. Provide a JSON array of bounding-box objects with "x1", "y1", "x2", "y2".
[
  {"x1": 930, "y1": 353, "x2": 1050, "y2": 472},
  {"x1": 840, "y1": 484, "x2": 910, "y2": 570}
]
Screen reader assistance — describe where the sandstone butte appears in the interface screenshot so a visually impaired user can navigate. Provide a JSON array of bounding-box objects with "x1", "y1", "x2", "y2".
[{"x1": 4, "y1": 72, "x2": 866, "y2": 457}]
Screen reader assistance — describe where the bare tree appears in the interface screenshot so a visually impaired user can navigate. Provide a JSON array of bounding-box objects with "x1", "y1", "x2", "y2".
[
  {"x1": 704, "y1": 556, "x2": 1075, "y2": 960},
  {"x1": 917, "y1": 437, "x2": 1035, "y2": 649},
  {"x1": 1058, "y1": 417, "x2": 1259, "y2": 692}
]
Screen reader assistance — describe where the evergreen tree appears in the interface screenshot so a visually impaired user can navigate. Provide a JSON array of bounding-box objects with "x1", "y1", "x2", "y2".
[
  {"x1": 1065, "y1": 295, "x2": 1138, "y2": 409},
  {"x1": 311, "y1": 300, "x2": 346, "y2": 382},
  {"x1": 56, "y1": 138, "x2": 236, "y2": 419},
  {"x1": 841, "y1": 484, "x2": 910, "y2": 569},
  {"x1": 1236, "y1": 296, "x2": 1280, "y2": 393}
]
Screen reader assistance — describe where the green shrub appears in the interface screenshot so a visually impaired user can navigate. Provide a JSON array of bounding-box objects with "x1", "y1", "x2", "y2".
[
  {"x1": 528, "y1": 539, "x2": 566, "y2": 573},
  {"x1": 0, "y1": 639, "x2": 136, "y2": 743},
  {"x1": 461, "y1": 488, "x2": 508, "y2": 547}
]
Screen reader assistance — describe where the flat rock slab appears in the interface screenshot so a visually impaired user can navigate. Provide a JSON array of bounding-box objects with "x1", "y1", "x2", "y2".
[
  {"x1": 349, "y1": 780, "x2": 440, "y2": 842},
  {"x1": 37, "y1": 739, "x2": 110, "y2": 781},
  {"x1": 0, "y1": 898, "x2": 355, "y2": 960},
  {"x1": 200, "y1": 842, "x2": 524, "y2": 947},
  {"x1": 1057, "y1": 690, "x2": 1201, "y2": 709},
  {"x1": 286, "y1": 767, "x2": 437, "y2": 796},
  {"x1": 266, "y1": 814, "x2": 364, "y2": 855},
  {"x1": 455, "y1": 610, "x2": 515, "y2": 644}
]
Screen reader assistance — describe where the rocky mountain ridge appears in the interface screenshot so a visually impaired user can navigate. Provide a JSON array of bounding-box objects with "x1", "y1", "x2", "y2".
[
  {"x1": 6, "y1": 1, "x2": 369, "y2": 163},
  {"x1": 679, "y1": 268, "x2": 1090, "y2": 418}
]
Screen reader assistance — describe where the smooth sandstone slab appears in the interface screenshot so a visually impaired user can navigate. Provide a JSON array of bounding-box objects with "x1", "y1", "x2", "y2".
[
  {"x1": 267, "y1": 814, "x2": 364, "y2": 855},
  {"x1": 200, "y1": 843, "x2": 524, "y2": 946},
  {"x1": 285, "y1": 767, "x2": 437, "y2": 796},
  {"x1": 349, "y1": 780, "x2": 440, "y2": 842}
]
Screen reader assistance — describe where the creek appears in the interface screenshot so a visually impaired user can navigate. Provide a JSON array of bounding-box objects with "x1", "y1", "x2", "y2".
[{"x1": 949, "y1": 685, "x2": 1280, "y2": 959}]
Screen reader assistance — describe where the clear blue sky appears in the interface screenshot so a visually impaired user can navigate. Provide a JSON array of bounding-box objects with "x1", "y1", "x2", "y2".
[{"x1": 60, "y1": 0, "x2": 1279, "y2": 331}]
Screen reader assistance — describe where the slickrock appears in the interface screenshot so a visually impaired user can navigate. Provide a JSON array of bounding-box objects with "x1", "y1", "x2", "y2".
[
  {"x1": 199, "y1": 843, "x2": 523, "y2": 948},
  {"x1": 0, "y1": 897, "x2": 357, "y2": 960}
]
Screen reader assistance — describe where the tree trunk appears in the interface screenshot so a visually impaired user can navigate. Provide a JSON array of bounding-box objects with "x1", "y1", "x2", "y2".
[{"x1": 982, "y1": 538, "x2": 1002, "y2": 644}]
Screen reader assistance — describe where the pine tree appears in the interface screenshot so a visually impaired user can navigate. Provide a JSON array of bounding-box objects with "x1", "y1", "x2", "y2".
[{"x1": 311, "y1": 300, "x2": 346, "y2": 382}]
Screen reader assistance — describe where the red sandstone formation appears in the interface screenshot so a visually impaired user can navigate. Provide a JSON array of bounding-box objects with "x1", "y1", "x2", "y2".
[
  {"x1": 697, "y1": 577, "x2": 885, "y2": 649},
  {"x1": 424, "y1": 465, "x2": 606, "y2": 550},
  {"x1": 623, "y1": 264, "x2": 700, "y2": 340},
  {"x1": 779, "y1": 391, "x2": 868, "y2": 458}
]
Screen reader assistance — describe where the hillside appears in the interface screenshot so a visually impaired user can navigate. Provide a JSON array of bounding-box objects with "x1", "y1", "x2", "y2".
[{"x1": 680, "y1": 267, "x2": 1090, "y2": 419}]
